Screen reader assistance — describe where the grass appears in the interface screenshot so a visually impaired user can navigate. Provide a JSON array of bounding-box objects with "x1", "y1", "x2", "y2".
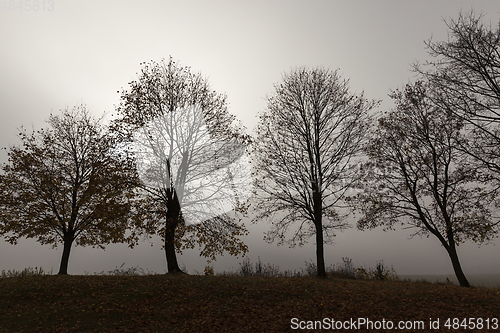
[
  {"x1": 215, "y1": 256, "x2": 399, "y2": 281},
  {"x1": 0, "y1": 269, "x2": 499, "y2": 332},
  {"x1": 1, "y1": 266, "x2": 49, "y2": 278}
]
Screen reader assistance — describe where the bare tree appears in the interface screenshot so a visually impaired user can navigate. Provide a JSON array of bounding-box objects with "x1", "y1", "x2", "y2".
[
  {"x1": 414, "y1": 10, "x2": 500, "y2": 178},
  {"x1": 113, "y1": 58, "x2": 251, "y2": 273},
  {"x1": 0, "y1": 105, "x2": 141, "y2": 275},
  {"x1": 350, "y1": 82, "x2": 499, "y2": 287},
  {"x1": 253, "y1": 67, "x2": 376, "y2": 277}
]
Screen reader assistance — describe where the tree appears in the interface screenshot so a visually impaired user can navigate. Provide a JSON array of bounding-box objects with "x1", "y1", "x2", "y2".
[
  {"x1": 253, "y1": 67, "x2": 376, "y2": 277},
  {"x1": 414, "y1": 11, "x2": 500, "y2": 178},
  {"x1": 113, "y1": 58, "x2": 251, "y2": 273},
  {"x1": 350, "y1": 81, "x2": 499, "y2": 287},
  {"x1": 0, "y1": 105, "x2": 141, "y2": 275}
]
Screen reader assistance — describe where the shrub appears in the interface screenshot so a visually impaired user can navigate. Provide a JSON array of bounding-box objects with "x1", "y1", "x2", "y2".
[
  {"x1": 303, "y1": 260, "x2": 317, "y2": 276},
  {"x1": 239, "y1": 257, "x2": 254, "y2": 276},
  {"x1": 104, "y1": 263, "x2": 147, "y2": 276},
  {"x1": 204, "y1": 266, "x2": 215, "y2": 276},
  {"x1": 235, "y1": 257, "x2": 282, "y2": 277}
]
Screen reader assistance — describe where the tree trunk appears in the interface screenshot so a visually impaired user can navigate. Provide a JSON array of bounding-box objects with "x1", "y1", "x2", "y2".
[
  {"x1": 165, "y1": 215, "x2": 182, "y2": 273},
  {"x1": 446, "y1": 244, "x2": 470, "y2": 287},
  {"x1": 58, "y1": 235, "x2": 74, "y2": 275},
  {"x1": 164, "y1": 188, "x2": 183, "y2": 274},
  {"x1": 315, "y1": 222, "x2": 327, "y2": 277},
  {"x1": 313, "y1": 190, "x2": 327, "y2": 277}
]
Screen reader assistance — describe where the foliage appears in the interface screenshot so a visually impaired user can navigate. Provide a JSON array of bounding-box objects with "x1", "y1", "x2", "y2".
[
  {"x1": 0, "y1": 274, "x2": 498, "y2": 332},
  {"x1": 349, "y1": 81, "x2": 499, "y2": 287},
  {"x1": 0, "y1": 105, "x2": 142, "y2": 274},
  {"x1": 178, "y1": 215, "x2": 250, "y2": 262},
  {"x1": 112, "y1": 58, "x2": 250, "y2": 272},
  {"x1": 253, "y1": 67, "x2": 378, "y2": 276}
]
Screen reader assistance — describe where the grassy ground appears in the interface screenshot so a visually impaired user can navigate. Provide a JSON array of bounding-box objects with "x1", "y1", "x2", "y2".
[{"x1": 0, "y1": 274, "x2": 499, "y2": 332}]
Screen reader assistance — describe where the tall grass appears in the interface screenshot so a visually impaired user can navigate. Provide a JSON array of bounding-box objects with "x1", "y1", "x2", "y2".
[
  {"x1": 1, "y1": 267, "x2": 50, "y2": 278},
  {"x1": 1, "y1": 259, "x2": 397, "y2": 281},
  {"x1": 212, "y1": 257, "x2": 399, "y2": 281}
]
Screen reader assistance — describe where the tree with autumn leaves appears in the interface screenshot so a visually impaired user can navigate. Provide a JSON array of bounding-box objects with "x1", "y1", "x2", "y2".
[
  {"x1": 2, "y1": 13, "x2": 499, "y2": 280},
  {"x1": 349, "y1": 11, "x2": 500, "y2": 287},
  {"x1": 0, "y1": 105, "x2": 142, "y2": 275},
  {"x1": 112, "y1": 58, "x2": 251, "y2": 273},
  {"x1": 349, "y1": 81, "x2": 499, "y2": 287},
  {"x1": 0, "y1": 59, "x2": 251, "y2": 276}
]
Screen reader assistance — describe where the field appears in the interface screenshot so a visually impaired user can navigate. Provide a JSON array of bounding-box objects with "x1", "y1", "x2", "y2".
[{"x1": 0, "y1": 273, "x2": 499, "y2": 332}]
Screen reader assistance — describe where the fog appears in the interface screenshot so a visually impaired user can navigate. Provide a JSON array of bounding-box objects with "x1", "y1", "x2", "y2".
[{"x1": 1, "y1": 0, "x2": 499, "y2": 277}]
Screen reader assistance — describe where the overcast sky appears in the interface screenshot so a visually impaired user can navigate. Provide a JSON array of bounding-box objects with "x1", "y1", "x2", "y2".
[{"x1": 1, "y1": 1, "x2": 499, "y2": 277}]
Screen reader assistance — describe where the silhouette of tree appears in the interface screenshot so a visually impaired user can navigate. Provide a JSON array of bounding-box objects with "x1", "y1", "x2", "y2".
[
  {"x1": 415, "y1": 11, "x2": 500, "y2": 179},
  {"x1": 113, "y1": 58, "x2": 250, "y2": 273},
  {"x1": 350, "y1": 82, "x2": 499, "y2": 287},
  {"x1": 0, "y1": 105, "x2": 141, "y2": 275},
  {"x1": 253, "y1": 67, "x2": 376, "y2": 277}
]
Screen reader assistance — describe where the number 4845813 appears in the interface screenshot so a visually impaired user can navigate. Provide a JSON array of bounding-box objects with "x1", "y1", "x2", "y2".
[{"x1": 444, "y1": 318, "x2": 498, "y2": 330}]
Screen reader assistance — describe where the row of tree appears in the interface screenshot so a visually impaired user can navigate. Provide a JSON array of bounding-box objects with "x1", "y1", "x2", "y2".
[
  {"x1": 256, "y1": 11, "x2": 500, "y2": 287},
  {"x1": 1, "y1": 11, "x2": 499, "y2": 286},
  {"x1": 0, "y1": 59, "x2": 251, "y2": 275}
]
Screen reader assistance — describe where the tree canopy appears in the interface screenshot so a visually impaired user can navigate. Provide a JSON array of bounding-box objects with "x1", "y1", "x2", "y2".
[
  {"x1": 113, "y1": 58, "x2": 251, "y2": 272},
  {"x1": 350, "y1": 81, "x2": 499, "y2": 287},
  {"x1": 415, "y1": 10, "x2": 500, "y2": 179},
  {"x1": 253, "y1": 67, "x2": 376, "y2": 277},
  {"x1": 0, "y1": 105, "x2": 141, "y2": 274}
]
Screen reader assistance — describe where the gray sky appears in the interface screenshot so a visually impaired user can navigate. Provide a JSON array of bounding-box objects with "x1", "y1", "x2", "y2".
[{"x1": 1, "y1": 1, "x2": 499, "y2": 276}]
